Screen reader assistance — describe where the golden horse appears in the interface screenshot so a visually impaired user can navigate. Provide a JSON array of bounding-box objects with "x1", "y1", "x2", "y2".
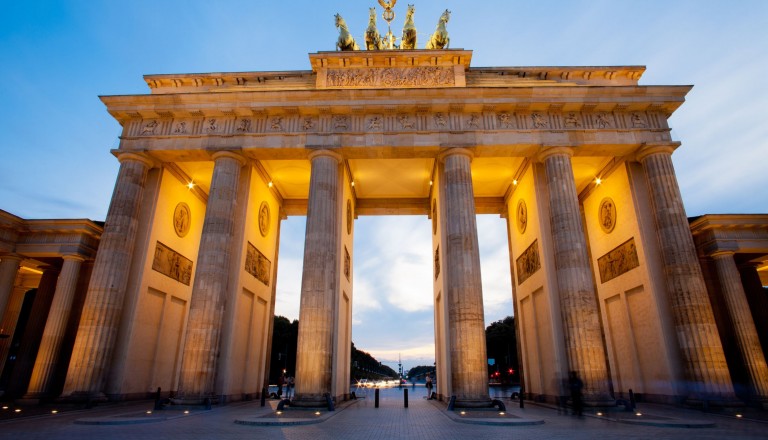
[
  {"x1": 335, "y1": 14, "x2": 360, "y2": 51},
  {"x1": 401, "y1": 4, "x2": 417, "y2": 50},
  {"x1": 365, "y1": 7, "x2": 384, "y2": 50},
  {"x1": 426, "y1": 9, "x2": 450, "y2": 49}
]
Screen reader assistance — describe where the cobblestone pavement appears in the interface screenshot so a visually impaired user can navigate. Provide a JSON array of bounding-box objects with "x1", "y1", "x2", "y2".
[{"x1": 0, "y1": 388, "x2": 765, "y2": 440}]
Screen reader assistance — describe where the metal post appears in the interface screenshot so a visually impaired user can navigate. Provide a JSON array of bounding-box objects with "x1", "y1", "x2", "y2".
[
  {"x1": 375, "y1": 388, "x2": 380, "y2": 408},
  {"x1": 404, "y1": 388, "x2": 408, "y2": 408}
]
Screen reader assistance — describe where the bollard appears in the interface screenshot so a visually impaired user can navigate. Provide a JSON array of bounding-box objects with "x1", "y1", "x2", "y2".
[
  {"x1": 204, "y1": 397, "x2": 212, "y2": 410},
  {"x1": 375, "y1": 388, "x2": 380, "y2": 408},
  {"x1": 447, "y1": 395, "x2": 456, "y2": 411},
  {"x1": 404, "y1": 388, "x2": 409, "y2": 408},
  {"x1": 153, "y1": 387, "x2": 163, "y2": 410},
  {"x1": 261, "y1": 387, "x2": 267, "y2": 407},
  {"x1": 628, "y1": 388, "x2": 636, "y2": 410},
  {"x1": 519, "y1": 392, "x2": 524, "y2": 409}
]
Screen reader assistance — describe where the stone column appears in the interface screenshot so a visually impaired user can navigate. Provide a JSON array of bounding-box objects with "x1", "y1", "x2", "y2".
[
  {"x1": 637, "y1": 144, "x2": 735, "y2": 401},
  {"x1": 6, "y1": 265, "x2": 59, "y2": 398},
  {"x1": 22, "y1": 255, "x2": 84, "y2": 401},
  {"x1": 0, "y1": 255, "x2": 22, "y2": 324},
  {"x1": 440, "y1": 148, "x2": 490, "y2": 406},
  {"x1": 711, "y1": 252, "x2": 768, "y2": 404},
  {"x1": 175, "y1": 151, "x2": 246, "y2": 403},
  {"x1": 293, "y1": 149, "x2": 342, "y2": 407},
  {"x1": 61, "y1": 152, "x2": 153, "y2": 401},
  {"x1": 540, "y1": 147, "x2": 613, "y2": 404}
]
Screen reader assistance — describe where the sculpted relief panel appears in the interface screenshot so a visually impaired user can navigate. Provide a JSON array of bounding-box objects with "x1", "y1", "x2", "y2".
[
  {"x1": 325, "y1": 66, "x2": 455, "y2": 88},
  {"x1": 245, "y1": 242, "x2": 271, "y2": 286},
  {"x1": 597, "y1": 238, "x2": 640, "y2": 283},
  {"x1": 127, "y1": 110, "x2": 664, "y2": 137},
  {"x1": 516, "y1": 240, "x2": 541, "y2": 285},
  {"x1": 152, "y1": 241, "x2": 193, "y2": 285}
]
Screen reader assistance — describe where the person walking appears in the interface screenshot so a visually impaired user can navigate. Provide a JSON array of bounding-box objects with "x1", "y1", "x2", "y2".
[{"x1": 425, "y1": 373, "x2": 433, "y2": 398}]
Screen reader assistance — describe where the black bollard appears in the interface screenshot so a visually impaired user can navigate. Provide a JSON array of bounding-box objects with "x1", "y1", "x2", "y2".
[
  {"x1": 204, "y1": 397, "x2": 212, "y2": 410},
  {"x1": 628, "y1": 388, "x2": 636, "y2": 410},
  {"x1": 375, "y1": 388, "x2": 380, "y2": 408},
  {"x1": 447, "y1": 395, "x2": 456, "y2": 411},
  {"x1": 153, "y1": 387, "x2": 163, "y2": 410},
  {"x1": 404, "y1": 388, "x2": 409, "y2": 408},
  {"x1": 261, "y1": 387, "x2": 267, "y2": 407}
]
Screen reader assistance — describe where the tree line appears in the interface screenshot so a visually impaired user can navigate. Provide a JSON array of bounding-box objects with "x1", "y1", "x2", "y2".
[{"x1": 269, "y1": 315, "x2": 518, "y2": 384}]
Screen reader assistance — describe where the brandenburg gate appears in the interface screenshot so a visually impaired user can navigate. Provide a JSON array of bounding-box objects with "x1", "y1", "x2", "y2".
[{"x1": 1, "y1": 13, "x2": 767, "y2": 409}]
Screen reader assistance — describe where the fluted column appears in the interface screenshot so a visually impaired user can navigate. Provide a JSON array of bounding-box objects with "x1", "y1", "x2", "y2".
[
  {"x1": 61, "y1": 152, "x2": 153, "y2": 400},
  {"x1": 6, "y1": 265, "x2": 59, "y2": 398},
  {"x1": 293, "y1": 149, "x2": 342, "y2": 406},
  {"x1": 175, "y1": 151, "x2": 245, "y2": 403},
  {"x1": 540, "y1": 147, "x2": 613, "y2": 404},
  {"x1": 440, "y1": 148, "x2": 490, "y2": 406},
  {"x1": 711, "y1": 252, "x2": 768, "y2": 403},
  {"x1": 637, "y1": 144, "x2": 735, "y2": 401},
  {"x1": 23, "y1": 255, "x2": 84, "y2": 401},
  {"x1": 0, "y1": 255, "x2": 22, "y2": 325}
]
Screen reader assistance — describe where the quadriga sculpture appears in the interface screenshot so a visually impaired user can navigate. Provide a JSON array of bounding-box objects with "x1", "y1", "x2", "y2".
[{"x1": 426, "y1": 9, "x2": 450, "y2": 50}]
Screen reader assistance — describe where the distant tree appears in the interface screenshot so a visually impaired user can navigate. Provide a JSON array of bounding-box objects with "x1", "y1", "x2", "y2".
[
  {"x1": 350, "y1": 342, "x2": 398, "y2": 380},
  {"x1": 268, "y1": 316, "x2": 396, "y2": 384},
  {"x1": 269, "y1": 315, "x2": 298, "y2": 383},
  {"x1": 485, "y1": 316, "x2": 519, "y2": 384},
  {"x1": 406, "y1": 365, "x2": 435, "y2": 382}
]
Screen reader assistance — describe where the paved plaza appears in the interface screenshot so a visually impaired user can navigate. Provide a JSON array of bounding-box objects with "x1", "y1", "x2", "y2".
[{"x1": 0, "y1": 388, "x2": 765, "y2": 440}]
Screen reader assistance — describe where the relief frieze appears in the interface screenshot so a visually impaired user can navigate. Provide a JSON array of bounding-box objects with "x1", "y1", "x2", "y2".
[
  {"x1": 325, "y1": 66, "x2": 455, "y2": 88},
  {"x1": 516, "y1": 239, "x2": 541, "y2": 285},
  {"x1": 597, "y1": 237, "x2": 640, "y2": 283},
  {"x1": 129, "y1": 110, "x2": 664, "y2": 137},
  {"x1": 152, "y1": 241, "x2": 193, "y2": 285},
  {"x1": 245, "y1": 242, "x2": 271, "y2": 286}
]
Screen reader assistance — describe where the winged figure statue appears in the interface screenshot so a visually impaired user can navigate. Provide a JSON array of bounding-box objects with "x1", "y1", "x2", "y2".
[{"x1": 378, "y1": 0, "x2": 397, "y2": 10}]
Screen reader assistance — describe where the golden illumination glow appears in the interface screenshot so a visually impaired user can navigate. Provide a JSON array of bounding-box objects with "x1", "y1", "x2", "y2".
[
  {"x1": 314, "y1": 411, "x2": 321, "y2": 415},
  {"x1": 14, "y1": 409, "x2": 21, "y2": 413},
  {"x1": 460, "y1": 411, "x2": 466, "y2": 415},
  {"x1": 635, "y1": 412, "x2": 642, "y2": 416},
  {"x1": 513, "y1": 179, "x2": 518, "y2": 186},
  {"x1": 146, "y1": 411, "x2": 152, "y2": 414},
  {"x1": 351, "y1": 181, "x2": 355, "y2": 187},
  {"x1": 595, "y1": 177, "x2": 602, "y2": 185},
  {"x1": 596, "y1": 412, "x2": 603, "y2": 416},
  {"x1": 184, "y1": 410, "x2": 190, "y2": 414},
  {"x1": 736, "y1": 414, "x2": 743, "y2": 418},
  {"x1": 268, "y1": 181, "x2": 273, "y2": 188},
  {"x1": 1, "y1": 406, "x2": 7, "y2": 410},
  {"x1": 499, "y1": 412, "x2": 505, "y2": 416},
  {"x1": 51, "y1": 410, "x2": 58, "y2": 414},
  {"x1": 276, "y1": 411, "x2": 283, "y2": 415},
  {"x1": 187, "y1": 182, "x2": 195, "y2": 190},
  {"x1": 429, "y1": 180, "x2": 433, "y2": 186}
]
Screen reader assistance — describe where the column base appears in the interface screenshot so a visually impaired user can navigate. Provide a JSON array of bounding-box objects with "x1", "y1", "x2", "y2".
[
  {"x1": 290, "y1": 394, "x2": 333, "y2": 408},
  {"x1": 56, "y1": 391, "x2": 109, "y2": 404},
  {"x1": 454, "y1": 397, "x2": 494, "y2": 408},
  {"x1": 685, "y1": 394, "x2": 743, "y2": 408}
]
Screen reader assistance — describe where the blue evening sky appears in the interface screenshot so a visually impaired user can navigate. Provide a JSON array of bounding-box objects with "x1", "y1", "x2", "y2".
[{"x1": 1, "y1": 1, "x2": 766, "y2": 371}]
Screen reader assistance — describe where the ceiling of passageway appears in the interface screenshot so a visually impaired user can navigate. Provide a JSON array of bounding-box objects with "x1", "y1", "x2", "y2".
[{"x1": 175, "y1": 156, "x2": 613, "y2": 212}]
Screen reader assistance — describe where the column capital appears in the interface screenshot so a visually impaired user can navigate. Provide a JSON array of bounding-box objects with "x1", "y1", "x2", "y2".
[
  {"x1": 307, "y1": 149, "x2": 343, "y2": 163},
  {"x1": 0, "y1": 254, "x2": 24, "y2": 263},
  {"x1": 115, "y1": 151, "x2": 155, "y2": 168},
  {"x1": 710, "y1": 250, "x2": 737, "y2": 260},
  {"x1": 438, "y1": 147, "x2": 474, "y2": 163},
  {"x1": 536, "y1": 146, "x2": 574, "y2": 163},
  {"x1": 61, "y1": 254, "x2": 86, "y2": 263},
  {"x1": 635, "y1": 142, "x2": 681, "y2": 163},
  {"x1": 210, "y1": 150, "x2": 247, "y2": 166}
]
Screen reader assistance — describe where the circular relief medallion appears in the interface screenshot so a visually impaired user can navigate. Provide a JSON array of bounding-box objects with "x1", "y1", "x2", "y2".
[
  {"x1": 346, "y1": 199, "x2": 353, "y2": 235},
  {"x1": 173, "y1": 202, "x2": 191, "y2": 238},
  {"x1": 432, "y1": 200, "x2": 438, "y2": 235},
  {"x1": 599, "y1": 197, "x2": 617, "y2": 234},
  {"x1": 258, "y1": 201, "x2": 270, "y2": 237},
  {"x1": 516, "y1": 199, "x2": 528, "y2": 234}
]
